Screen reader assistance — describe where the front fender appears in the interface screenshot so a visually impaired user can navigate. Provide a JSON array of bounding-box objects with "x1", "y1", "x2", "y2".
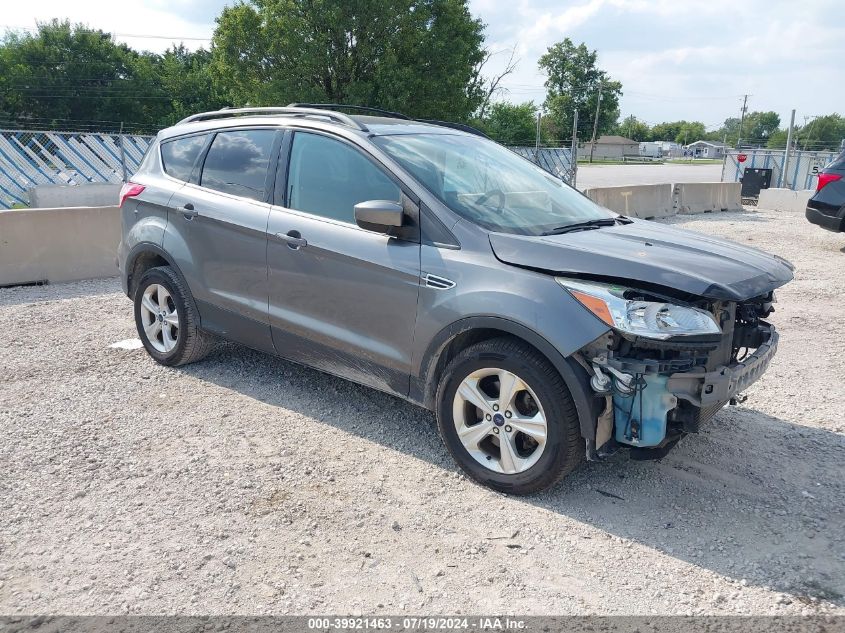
[{"x1": 414, "y1": 315, "x2": 604, "y2": 441}]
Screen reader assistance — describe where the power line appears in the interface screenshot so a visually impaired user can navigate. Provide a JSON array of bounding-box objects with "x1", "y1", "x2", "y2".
[{"x1": 0, "y1": 24, "x2": 212, "y2": 41}]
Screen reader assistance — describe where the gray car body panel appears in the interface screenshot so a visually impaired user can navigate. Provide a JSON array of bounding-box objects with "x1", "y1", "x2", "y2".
[{"x1": 119, "y1": 112, "x2": 790, "y2": 435}]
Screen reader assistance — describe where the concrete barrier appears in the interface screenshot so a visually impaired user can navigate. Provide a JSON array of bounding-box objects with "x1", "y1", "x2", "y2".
[
  {"x1": 0, "y1": 206, "x2": 120, "y2": 286},
  {"x1": 28, "y1": 183, "x2": 121, "y2": 209},
  {"x1": 674, "y1": 182, "x2": 742, "y2": 215},
  {"x1": 757, "y1": 188, "x2": 814, "y2": 212},
  {"x1": 584, "y1": 183, "x2": 674, "y2": 219}
]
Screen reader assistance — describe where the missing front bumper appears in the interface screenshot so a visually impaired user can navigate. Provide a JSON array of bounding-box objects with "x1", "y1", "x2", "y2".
[{"x1": 666, "y1": 323, "x2": 779, "y2": 408}]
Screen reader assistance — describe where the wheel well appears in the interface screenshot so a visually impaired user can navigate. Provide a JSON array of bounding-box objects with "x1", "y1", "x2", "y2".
[
  {"x1": 128, "y1": 251, "x2": 169, "y2": 297},
  {"x1": 424, "y1": 328, "x2": 553, "y2": 409}
]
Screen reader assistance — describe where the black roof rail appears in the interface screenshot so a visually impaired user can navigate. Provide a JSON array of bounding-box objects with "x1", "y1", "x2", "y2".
[
  {"x1": 287, "y1": 102, "x2": 489, "y2": 138},
  {"x1": 177, "y1": 106, "x2": 367, "y2": 131},
  {"x1": 415, "y1": 119, "x2": 490, "y2": 139},
  {"x1": 288, "y1": 103, "x2": 411, "y2": 120}
]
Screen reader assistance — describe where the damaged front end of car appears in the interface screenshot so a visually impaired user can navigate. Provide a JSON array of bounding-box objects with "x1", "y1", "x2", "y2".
[{"x1": 557, "y1": 278, "x2": 781, "y2": 460}]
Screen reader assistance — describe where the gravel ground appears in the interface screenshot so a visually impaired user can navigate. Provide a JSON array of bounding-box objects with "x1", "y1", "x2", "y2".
[
  {"x1": 576, "y1": 162, "x2": 723, "y2": 189},
  {"x1": 1, "y1": 207, "x2": 844, "y2": 616}
]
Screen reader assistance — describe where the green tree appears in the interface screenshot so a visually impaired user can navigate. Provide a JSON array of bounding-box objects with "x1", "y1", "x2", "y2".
[
  {"x1": 477, "y1": 101, "x2": 543, "y2": 145},
  {"x1": 766, "y1": 128, "x2": 788, "y2": 149},
  {"x1": 795, "y1": 114, "x2": 845, "y2": 151},
  {"x1": 538, "y1": 38, "x2": 621, "y2": 141},
  {"x1": 649, "y1": 120, "x2": 705, "y2": 145},
  {"x1": 211, "y1": 0, "x2": 486, "y2": 121},
  {"x1": 743, "y1": 111, "x2": 780, "y2": 145},
  {"x1": 0, "y1": 21, "x2": 223, "y2": 132},
  {"x1": 618, "y1": 115, "x2": 650, "y2": 141},
  {"x1": 650, "y1": 121, "x2": 682, "y2": 142},
  {"x1": 151, "y1": 46, "x2": 226, "y2": 127},
  {"x1": 676, "y1": 121, "x2": 706, "y2": 145},
  {"x1": 0, "y1": 20, "x2": 150, "y2": 130}
]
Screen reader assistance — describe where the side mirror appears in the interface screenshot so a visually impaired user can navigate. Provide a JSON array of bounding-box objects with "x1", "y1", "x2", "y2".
[{"x1": 354, "y1": 200, "x2": 404, "y2": 232}]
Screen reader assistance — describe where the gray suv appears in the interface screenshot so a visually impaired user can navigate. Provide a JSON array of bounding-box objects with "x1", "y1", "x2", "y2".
[{"x1": 118, "y1": 105, "x2": 793, "y2": 494}]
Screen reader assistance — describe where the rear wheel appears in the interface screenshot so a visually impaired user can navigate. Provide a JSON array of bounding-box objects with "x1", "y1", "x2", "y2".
[
  {"x1": 436, "y1": 337, "x2": 582, "y2": 495},
  {"x1": 134, "y1": 266, "x2": 214, "y2": 366}
]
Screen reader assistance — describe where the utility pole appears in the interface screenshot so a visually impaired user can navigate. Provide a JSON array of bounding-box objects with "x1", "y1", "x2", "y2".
[
  {"x1": 802, "y1": 116, "x2": 817, "y2": 151},
  {"x1": 780, "y1": 109, "x2": 795, "y2": 188},
  {"x1": 570, "y1": 109, "x2": 579, "y2": 188},
  {"x1": 588, "y1": 82, "x2": 603, "y2": 164},
  {"x1": 534, "y1": 112, "x2": 542, "y2": 154},
  {"x1": 736, "y1": 94, "x2": 749, "y2": 149}
]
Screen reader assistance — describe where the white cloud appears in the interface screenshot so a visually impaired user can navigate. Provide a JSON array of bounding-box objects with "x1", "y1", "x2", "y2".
[
  {"x1": 3, "y1": 0, "x2": 843, "y2": 125},
  {"x1": 475, "y1": 0, "x2": 845, "y2": 125},
  {"x1": 2, "y1": 0, "x2": 223, "y2": 53}
]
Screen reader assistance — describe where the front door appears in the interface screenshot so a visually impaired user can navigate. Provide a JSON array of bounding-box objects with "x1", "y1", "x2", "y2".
[{"x1": 267, "y1": 131, "x2": 421, "y2": 396}]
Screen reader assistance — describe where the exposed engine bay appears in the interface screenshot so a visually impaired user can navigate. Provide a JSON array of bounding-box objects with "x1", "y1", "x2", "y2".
[{"x1": 566, "y1": 282, "x2": 779, "y2": 460}]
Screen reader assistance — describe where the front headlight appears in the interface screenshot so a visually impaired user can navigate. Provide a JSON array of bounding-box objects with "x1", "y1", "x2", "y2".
[{"x1": 556, "y1": 278, "x2": 721, "y2": 340}]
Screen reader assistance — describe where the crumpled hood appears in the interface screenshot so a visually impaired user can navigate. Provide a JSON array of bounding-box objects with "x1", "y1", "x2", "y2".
[{"x1": 489, "y1": 219, "x2": 794, "y2": 301}]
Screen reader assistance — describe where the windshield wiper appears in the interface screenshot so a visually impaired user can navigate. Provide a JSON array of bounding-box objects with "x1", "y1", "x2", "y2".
[{"x1": 540, "y1": 217, "x2": 620, "y2": 236}]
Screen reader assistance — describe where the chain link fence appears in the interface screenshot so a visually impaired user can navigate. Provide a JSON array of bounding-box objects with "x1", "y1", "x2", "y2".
[
  {"x1": 0, "y1": 128, "x2": 577, "y2": 209},
  {"x1": 722, "y1": 149, "x2": 838, "y2": 192},
  {"x1": 0, "y1": 129, "x2": 154, "y2": 208},
  {"x1": 508, "y1": 146, "x2": 575, "y2": 185}
]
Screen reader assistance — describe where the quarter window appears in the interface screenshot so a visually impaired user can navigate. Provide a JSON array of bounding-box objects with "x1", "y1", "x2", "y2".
[
  {"x1": 286, "y1": 132, "x2": 400, "y2": 223},
  {"x1": 160, "y1": 134, "x2": 208, "y2": 182},
  {"x1": 200, "y1": 129, "x2": 276, "y2": 202}
]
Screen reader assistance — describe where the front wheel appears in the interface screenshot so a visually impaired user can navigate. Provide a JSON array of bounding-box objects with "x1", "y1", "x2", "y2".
[{"x1": 436, "y1": 338, "x2": 582, "y2": 495}]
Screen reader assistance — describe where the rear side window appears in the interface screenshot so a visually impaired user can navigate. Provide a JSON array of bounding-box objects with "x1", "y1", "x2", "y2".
[
  {"x1": 286, "y1": 132, "x2": 400, "y2": 223},
  {"x1": 160, "y1": 135, "x2": 208, "y2": 182},
  {"x1": 200, "y1": 129, "x2": 276, "y2": 201}
]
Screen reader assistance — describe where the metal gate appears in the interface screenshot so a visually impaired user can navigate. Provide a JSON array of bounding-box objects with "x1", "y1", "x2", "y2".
[
  {"x1": 0, "y1": 129, "x2": 154, "y2": 209},
  {"x1": 722, "y1": 149, "x2": 837, "y2": 192}
]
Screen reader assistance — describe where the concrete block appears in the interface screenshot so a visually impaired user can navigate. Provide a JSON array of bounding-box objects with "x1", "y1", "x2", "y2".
[
  {"x1": 584, "y1": 184, "x2": 674, "y2": 219},
  {"x1": 757, "y1": 188, "x2": 814, "y2": 213},
  {"x1": 28, "y1": 183, "x2": 121, "y2": 209},
  {"x1": 674, "y1": 182, "x2": 742, "y2": 215},
  {"x1": 0, "y1": 206, "x2": 120, "y2": 286}
]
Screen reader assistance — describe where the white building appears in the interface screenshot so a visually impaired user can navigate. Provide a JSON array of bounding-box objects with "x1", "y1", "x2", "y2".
[{"x1": 684, "y1": 140, "x2": 727, "y2": 159}]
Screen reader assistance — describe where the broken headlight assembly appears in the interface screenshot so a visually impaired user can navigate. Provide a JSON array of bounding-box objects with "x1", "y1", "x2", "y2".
[{"x1": 556, "y1": 278, "x2": 721, "y2": 340}]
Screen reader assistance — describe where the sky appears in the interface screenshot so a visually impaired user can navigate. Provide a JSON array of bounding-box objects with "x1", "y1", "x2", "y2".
[{"x1": 4, "y1": 0, "x2": 843, "y2": 133}]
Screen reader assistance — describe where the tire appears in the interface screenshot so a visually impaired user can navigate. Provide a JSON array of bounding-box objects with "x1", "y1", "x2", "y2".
[
  {"x1": 134, "y1": 266, "x2": 215, "y2": 367},
  {"x1": 436, "y1": 337, "x2": 582, "y2": 495}
]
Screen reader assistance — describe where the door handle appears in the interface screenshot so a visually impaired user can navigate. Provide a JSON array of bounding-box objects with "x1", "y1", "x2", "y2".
[
  {"x1": 275, "y1": 230, "x2": 307, "y2": 249},
  {"x1": 181, "y1": 203, "x2": 198, "y2": 220}
]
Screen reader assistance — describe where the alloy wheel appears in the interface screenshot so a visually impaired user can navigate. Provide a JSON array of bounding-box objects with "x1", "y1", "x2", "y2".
[
  {"x1": 452, "y1": 368, "x2": 548, "y2": 474},
  {"x1": 139, "y1": 283, "x2": 180, "y2": 353}
]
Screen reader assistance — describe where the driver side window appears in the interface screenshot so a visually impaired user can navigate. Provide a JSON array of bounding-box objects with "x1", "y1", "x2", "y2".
[{"x1": 286, "y1": 132, "x2": 401, "y2": 223}]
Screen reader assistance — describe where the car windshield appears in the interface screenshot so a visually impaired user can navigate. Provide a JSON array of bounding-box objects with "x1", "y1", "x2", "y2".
[{"x1": 373, "y1": 133, "x2": 615, "y2": 235}]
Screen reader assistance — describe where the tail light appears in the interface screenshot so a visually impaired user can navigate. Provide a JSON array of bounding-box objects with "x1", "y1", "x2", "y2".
[
  {"x1": 816, "y1": 172, "x2": 842, "y2": 193},
  {"x1": 119, "y1": 182, "x2": 145, "y2": 208}
]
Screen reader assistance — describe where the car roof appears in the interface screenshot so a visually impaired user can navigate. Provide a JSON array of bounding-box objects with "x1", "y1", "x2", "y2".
[
  {"x1": 350, "y1": 115, "x2": 459, "y2": 136},
  {"x1": 157, "y1": 107, "x2": 482, "y2": 142}
]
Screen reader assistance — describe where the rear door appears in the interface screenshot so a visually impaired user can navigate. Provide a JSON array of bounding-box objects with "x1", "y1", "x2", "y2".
[
  {"x1": 165, "y1": 127, "x2": 282, "y2": 352},
  {"x1": 266, "y1": 130, "x2": 421, "y2": 396}
]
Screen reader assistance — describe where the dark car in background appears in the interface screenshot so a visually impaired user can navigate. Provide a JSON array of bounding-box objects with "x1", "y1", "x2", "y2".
[{"x1": 806, "y1": 150, "x2": 845, "y2": 232}]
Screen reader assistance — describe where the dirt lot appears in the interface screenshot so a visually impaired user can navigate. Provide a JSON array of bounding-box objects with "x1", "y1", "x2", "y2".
[{"x1": 1, "y1": 207, "x2": 844, "y2": 616}]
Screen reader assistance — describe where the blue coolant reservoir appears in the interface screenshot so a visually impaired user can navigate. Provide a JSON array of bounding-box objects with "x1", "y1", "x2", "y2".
[{"x1": 613, "y1": 374, "x2": 678, "y2": 447}]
